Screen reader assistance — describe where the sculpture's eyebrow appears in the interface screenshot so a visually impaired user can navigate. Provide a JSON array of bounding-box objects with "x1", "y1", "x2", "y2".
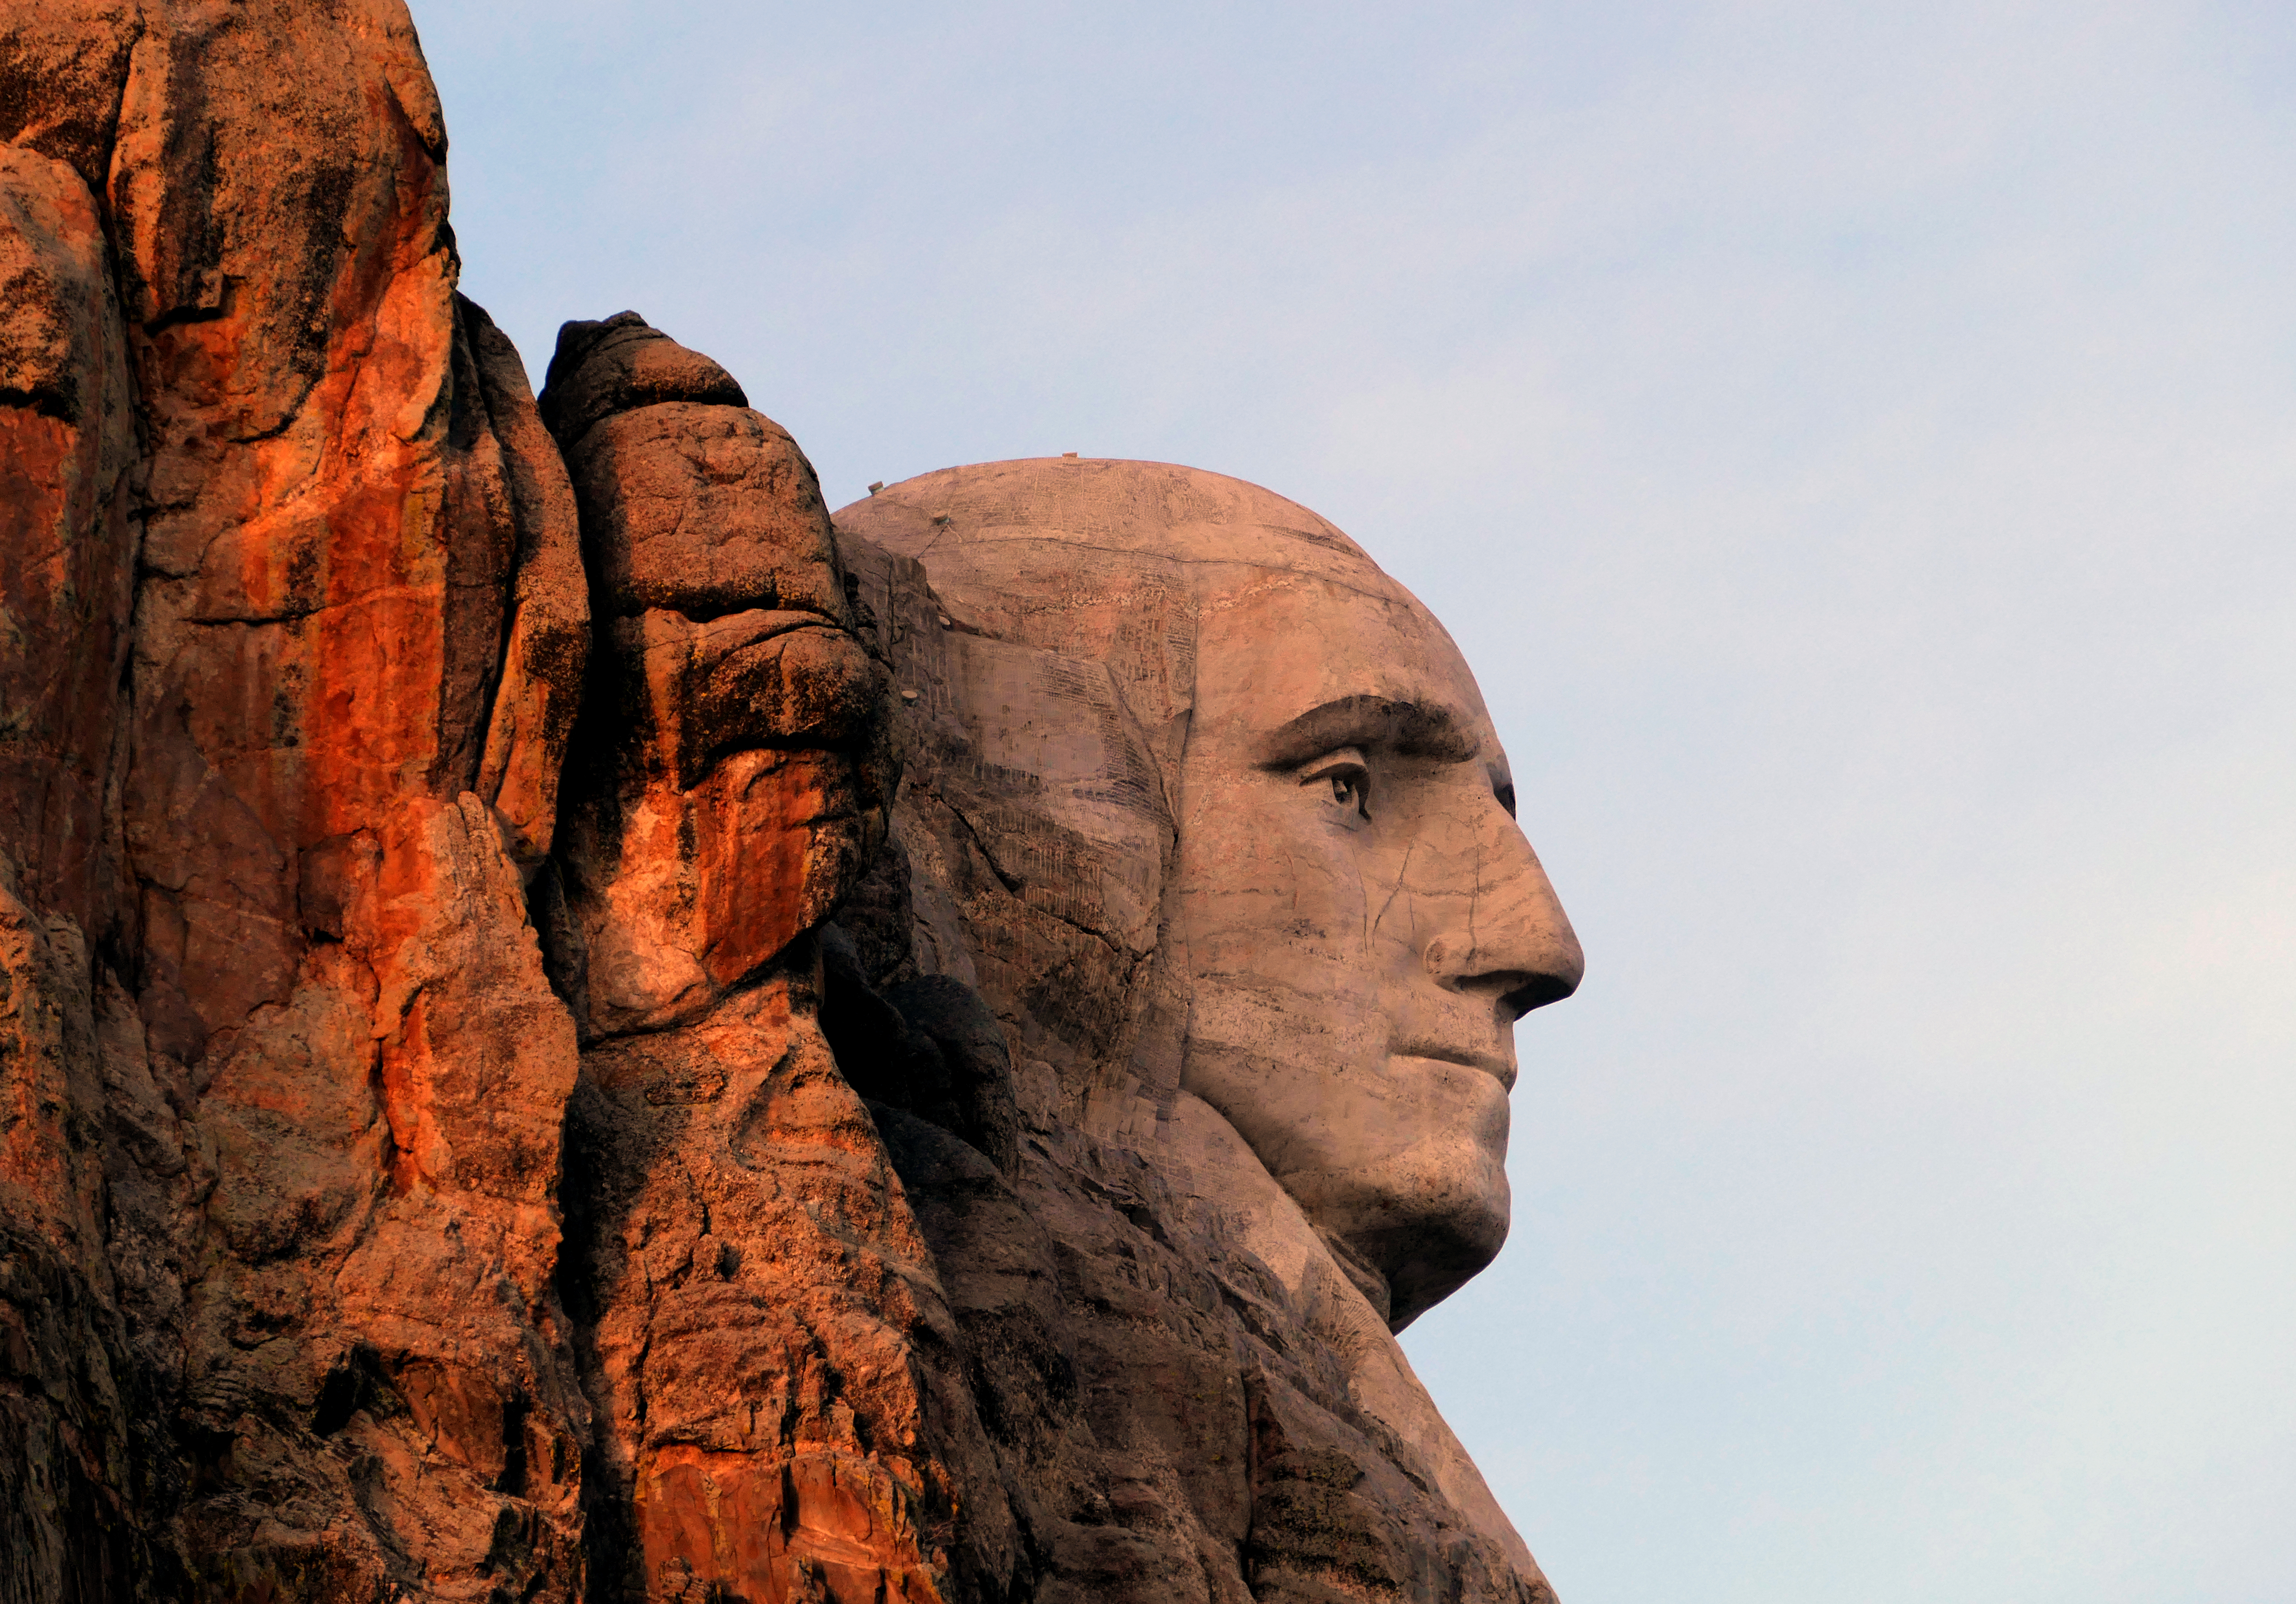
[{"x1": 1255, "y1": 695, "x2": 1480, "y2": 769}]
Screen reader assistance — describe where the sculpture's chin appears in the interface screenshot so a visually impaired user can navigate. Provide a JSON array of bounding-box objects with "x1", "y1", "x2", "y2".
[
  {"x1": 1373, "y1": 1190, "x2": 1511, "y2": 1333},
  {"x1": 1281, "y1": 1140, "x2": 1512, "y2": 1333},
  {"x1": 1239, "y1": 1049, "x2": 1516, "y2": 1331},
  {"x1": 1347, "y1": 1167, "x2": 1512, "y2": 1334}
]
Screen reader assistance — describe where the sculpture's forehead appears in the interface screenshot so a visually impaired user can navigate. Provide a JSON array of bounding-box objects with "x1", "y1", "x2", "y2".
[
  {"x1": 835, "y1": 456, "x2": 1499, "y2": 755},
  {"x1": 835, "y1": 457, "x2": 1387, "y2": 587},
  {"x1": 1190, "y1": 569, "x2": 1499, "y2": 761}
]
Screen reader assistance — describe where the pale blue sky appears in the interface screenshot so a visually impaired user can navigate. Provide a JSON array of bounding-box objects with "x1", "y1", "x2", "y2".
[{"x1": 413, "y1": 5, "x2": 2296, "y2": 1598}]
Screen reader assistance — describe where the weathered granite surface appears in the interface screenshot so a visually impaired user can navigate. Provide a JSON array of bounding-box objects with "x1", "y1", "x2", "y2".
[
  {"x1": 0, "y1": 6, "x2": 1580, "y2": 1601},
  {"x1": 6, "y1": 5, "x2": 592, "y2": 1597},
  {"x1": 824, "y1": 463, "x2": 1581, "y2": 1604}
]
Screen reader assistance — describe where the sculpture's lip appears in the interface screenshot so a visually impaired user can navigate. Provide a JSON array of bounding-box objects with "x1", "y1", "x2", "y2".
[{"x1": 1388, "y1": 1045, "x2": 1516, "y2": 1087}]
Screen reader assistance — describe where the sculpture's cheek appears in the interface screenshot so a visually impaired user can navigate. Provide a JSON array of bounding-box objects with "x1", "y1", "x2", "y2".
[{"x1": 1178, "y1": 979, "x2": 1387, "y2": 1173}]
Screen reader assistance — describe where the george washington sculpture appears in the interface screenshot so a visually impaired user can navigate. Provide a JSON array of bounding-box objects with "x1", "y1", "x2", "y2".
[{"x1": 0, "y1": 7, "x2": 1582, "y2": 1588}]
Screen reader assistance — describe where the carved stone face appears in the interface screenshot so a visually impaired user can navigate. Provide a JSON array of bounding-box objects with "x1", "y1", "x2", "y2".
[
  {"x1": 1175, "y1": 549, "x2": 1582, "y2": 1331},
  {"x1": 833, "y1": 459, "x2": 1582, "y2": 1332}
]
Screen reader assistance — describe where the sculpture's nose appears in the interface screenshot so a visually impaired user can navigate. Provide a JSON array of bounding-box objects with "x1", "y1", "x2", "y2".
[{"x1": 1423, "y1": 801, "x2": 1583, "y2": 1020}]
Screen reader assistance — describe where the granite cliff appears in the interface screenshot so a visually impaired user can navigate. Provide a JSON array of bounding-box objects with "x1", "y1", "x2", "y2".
[{"x1": 0, "y1": 7, "x2": 1576, "y2": 1601}]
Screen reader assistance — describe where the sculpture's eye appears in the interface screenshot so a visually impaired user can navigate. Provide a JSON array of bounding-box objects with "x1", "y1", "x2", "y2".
[{"x1": 1300, "y1": 750, "x2": 1372, "y2": 824}]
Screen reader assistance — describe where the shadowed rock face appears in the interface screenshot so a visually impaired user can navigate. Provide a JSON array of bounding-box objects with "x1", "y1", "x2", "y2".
[{"x1": 0, "y1": 8, "x2": 1578, "y2": 1603}]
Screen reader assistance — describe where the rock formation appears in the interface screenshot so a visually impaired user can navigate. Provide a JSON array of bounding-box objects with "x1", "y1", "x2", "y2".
[
  {"x1": 5, "y1": 5, "x2": 592, "y2": 1596},
  {"x1": 0, "y1": 6, "x2": 1580, "y2": 1602}
]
